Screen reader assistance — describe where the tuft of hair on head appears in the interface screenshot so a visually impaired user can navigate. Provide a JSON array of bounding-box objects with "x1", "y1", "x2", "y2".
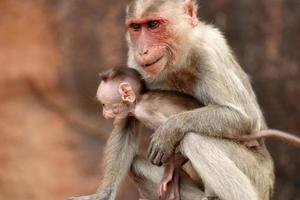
[
  {"x1": 98, "y1": 69, "x2": 112, "y2": 82},
  {"x1": 99, "y1": 67, "x2": 146, "y2": 93},
  {"x1": 126, "y1": 0, "x2": 198, "y2": 19}
]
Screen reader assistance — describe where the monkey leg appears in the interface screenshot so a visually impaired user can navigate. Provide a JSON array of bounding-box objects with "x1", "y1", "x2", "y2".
[
  {"x1": 158, "y1": 162, "x2": 175, "y2": 198},
  {"x1": 158, "y1": 151, "x2": 187, "y2": 199},
  {"x1": 180, "y1": 132, "x2": 274, "y2": 200},
  {"x1": 167, "y1": 166, "x2": 180, "y2": 200},
  {"x1": 130, "y1": 155, "x2": 204, "y2": 200},
  {"x1": 158, "y1": 162, "x2": 181, "y2": 200}
]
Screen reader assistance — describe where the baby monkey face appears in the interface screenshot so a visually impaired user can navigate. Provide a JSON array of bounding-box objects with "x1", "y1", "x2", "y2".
[{"x1": 97, "y1": 81, "x2": 133, "y2": 121}]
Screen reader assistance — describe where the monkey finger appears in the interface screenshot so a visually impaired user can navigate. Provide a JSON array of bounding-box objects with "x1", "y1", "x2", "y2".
[
  {"x1": 147, "y1": 142, "x2": 154, "y2": 158},
  {"x1": 149, "y1": 149, "x2": 158, "y2": 165},
  {"x1": 148, "y1": 145, "x2": 158, "y2": 162},
  {"x1": 157, "y1": 186, "x2": 161, "y2": 198},
  {"x1": 157, "y1": 183, "x2": 167, "y2": 199},
  {"x1": 158, "y1": 184, "x2": 165, "y2": 199},
  {"x1": 149, "y1": 148, "x2": 155, "y2": 161},
  {"x1": 163, "y1": 182, "x2": 168, "y2": 193},
  {"x1": 153, "y1": 151, "x2": 163, "y2": 166}
]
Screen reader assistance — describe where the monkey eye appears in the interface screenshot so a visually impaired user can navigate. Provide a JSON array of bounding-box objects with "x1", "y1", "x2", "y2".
[
  {"x1": 147, "y1": 20, "x2": 159, "y2": 29},
  {"x1": 131, "y1": 23, "x2": 141, "y2": 31}
]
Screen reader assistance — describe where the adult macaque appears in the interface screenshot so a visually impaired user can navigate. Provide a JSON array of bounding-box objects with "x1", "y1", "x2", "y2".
[
  {"x1": 95, "y1": 67, "x2": 209, "y2": 200},
  {"x1": 67, "y1": 0, "x2": 280, "y2": 200},
  {"x1": 125, "y1": 1, "x2": 274, "y2": 199}
]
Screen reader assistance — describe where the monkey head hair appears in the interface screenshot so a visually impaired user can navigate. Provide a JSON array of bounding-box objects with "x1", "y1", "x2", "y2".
[{"x1": 99, "y1": 67, "x2": 146, "y2": 95}]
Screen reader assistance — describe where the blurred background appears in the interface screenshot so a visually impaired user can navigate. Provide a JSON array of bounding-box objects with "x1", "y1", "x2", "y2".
[{"x1": 0, "y1": 0, "x2": 299, "y2": 199}]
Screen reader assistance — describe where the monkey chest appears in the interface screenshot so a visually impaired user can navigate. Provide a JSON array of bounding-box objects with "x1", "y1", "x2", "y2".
[{"x1": 148, "y1": 71, "x2": 199, "y2": 95}]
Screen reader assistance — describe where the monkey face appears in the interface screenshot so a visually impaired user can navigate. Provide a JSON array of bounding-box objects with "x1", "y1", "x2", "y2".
[
  {"x1": 97, "y1": 81, "x2": 134, "y2": 122},
  {"x1": 126, "y1": 18, "x2": 170, "y2": 76},
  {"x1": 126, "y1": 15, "x2": 180, "y2": 78},
  {"x1": 97, "y1": 82, "x2": 129, "y2": 119},
  {"x1": 125, "y1": 0, "x2": 199, "y2": 80}
]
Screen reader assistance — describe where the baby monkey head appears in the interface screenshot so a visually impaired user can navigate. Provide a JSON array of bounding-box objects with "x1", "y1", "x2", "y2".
[{"x1": 96, "y1": 67, "x2": 145, "y2": 122}]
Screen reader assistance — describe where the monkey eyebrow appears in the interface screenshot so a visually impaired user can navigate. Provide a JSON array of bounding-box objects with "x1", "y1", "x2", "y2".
[{"x1": 126, "y1": 17, "x2": 168, "y2": 28}]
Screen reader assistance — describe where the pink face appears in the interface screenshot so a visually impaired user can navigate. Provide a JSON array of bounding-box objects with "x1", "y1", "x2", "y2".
[
  {"x1": 127, "y1": 17, "x2": 177, "y2": 76},
  {"x1": 96, "y1": 82, "x2": 131, "y2": 121}
]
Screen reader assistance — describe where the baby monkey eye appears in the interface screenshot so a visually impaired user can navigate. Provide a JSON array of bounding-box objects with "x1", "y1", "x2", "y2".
[
  {"x1": 147, "y1": 20, "x2": 159, "y2": 29},
  {"x1": 131, "y1": 23, "x2": 141, "y2": 31}
]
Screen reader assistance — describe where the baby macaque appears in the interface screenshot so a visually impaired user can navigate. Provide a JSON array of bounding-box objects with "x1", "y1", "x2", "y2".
[{"x1": 96, "y1": 67, "x2": 205, "y2": 200}]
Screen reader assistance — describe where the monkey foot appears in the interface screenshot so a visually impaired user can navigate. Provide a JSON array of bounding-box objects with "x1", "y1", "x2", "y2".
[
  {"x1": 157, "y1": 165, "x2": 175, "y2": 198},
  {"x1": 158, "y1": 181, "x2": 169, "y2": 198},
  {"x1": 157, "y1": 178, "x2": 180, "y2": 200},
  {"x1": 157, "y1": 173, "x2": 173, "y2": 198},
  {"x1": 157, "y1": 169, "x2": 180, "y2": 200}
]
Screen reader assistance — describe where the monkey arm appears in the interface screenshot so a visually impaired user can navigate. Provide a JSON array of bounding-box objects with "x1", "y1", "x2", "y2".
[
  {"x1": 148, "y1": 104, "x2": 252, "y2": 165},
  {"x1": 134, "y1": 104, "x2": 168, "y2": 130},
  {"x1": 98, "y1": 117, "x2": 140, "y2": 199},
  {"x1": 148, "y1": 70, "x2": 255, "y2": 166},
  {"x1": 174, "y1": 105, "x2": 251, "y2": 138}
]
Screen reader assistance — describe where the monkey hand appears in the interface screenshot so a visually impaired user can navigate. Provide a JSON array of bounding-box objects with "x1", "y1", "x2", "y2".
[
  {"x1": 67, "y1": 189, "x2": 113, "y2": 200},
  {"x1": 147, "y1": 118, "x2": 184, "y2": 166}
]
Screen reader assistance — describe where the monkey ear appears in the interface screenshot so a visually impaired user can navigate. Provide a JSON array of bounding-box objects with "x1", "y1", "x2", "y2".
[
  {"x1": 118, "y1": 82, "x2": 136, "y2": 103},
  {"x1": 184, "y1": 0, "x2": 199, "y2": 27}
]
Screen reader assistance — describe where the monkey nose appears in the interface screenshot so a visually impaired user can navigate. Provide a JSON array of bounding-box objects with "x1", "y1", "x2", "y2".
[{"x1": 139, "y1": 49, "x2": 149, "y2": 56}]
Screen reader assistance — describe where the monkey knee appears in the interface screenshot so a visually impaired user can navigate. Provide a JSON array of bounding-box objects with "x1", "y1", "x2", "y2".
[
  {"x1": 130, "y1": 155, "x2": 147, "y2": 181},
  {"x1": 129, "y1": 156, "x2": 165, "y2": 199},
  {"x1": 181, "y1": 132, "x2": 195, "y2": 149},
  {"x1": 182, "y1": 132, "x2": 207, "y2": 144},
  {"x1": 180, "y1": 132, "x2": 208, "y2": 153},
  {"x1": 130, "y1": 155, "x2": 163, "y2": 182}
]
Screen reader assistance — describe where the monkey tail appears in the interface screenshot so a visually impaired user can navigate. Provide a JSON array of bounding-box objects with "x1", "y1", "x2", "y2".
[{"x1": 239, "y1": 129, "x2": 300, "y2": 149}]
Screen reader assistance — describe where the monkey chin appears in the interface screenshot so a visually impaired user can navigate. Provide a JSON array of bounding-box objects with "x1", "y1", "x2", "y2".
[{"x1": 142, "y1": 56, "x2": 167, "y2": 77}]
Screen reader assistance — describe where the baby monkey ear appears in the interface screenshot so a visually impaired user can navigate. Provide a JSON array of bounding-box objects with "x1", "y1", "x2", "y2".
[{"x1": 118, "y1": 82, "x2": 136, "y2": 103}]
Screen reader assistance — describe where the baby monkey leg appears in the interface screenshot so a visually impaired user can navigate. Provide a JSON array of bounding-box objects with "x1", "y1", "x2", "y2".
[
  {"x1": 158, "y1": 146, "x2": 188, "y2": 200},
  {"x1": 130, "y1": 155, "x2": 205, "y2": 200}
]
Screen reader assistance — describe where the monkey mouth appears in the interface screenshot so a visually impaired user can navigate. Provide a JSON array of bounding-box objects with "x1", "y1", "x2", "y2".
[{"x1": 144, "y1": 56, "x2": 163, "y2": 68}]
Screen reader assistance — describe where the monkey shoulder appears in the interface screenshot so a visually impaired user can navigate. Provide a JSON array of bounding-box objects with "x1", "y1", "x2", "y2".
[
  {"x1": 134, "y1": 92, "x2": 162, "y2": 117},
  {"x1": 138, "y1": 90, "x2": 202, "y2": 115}
]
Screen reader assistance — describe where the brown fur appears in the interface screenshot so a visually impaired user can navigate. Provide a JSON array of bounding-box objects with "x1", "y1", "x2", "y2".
[
  {"x1": 99, "y1": 67, "x2": 145, "y2": 91},
  {"x1": 162, "y1": 66, "x2": 200, "y2": 94}
]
